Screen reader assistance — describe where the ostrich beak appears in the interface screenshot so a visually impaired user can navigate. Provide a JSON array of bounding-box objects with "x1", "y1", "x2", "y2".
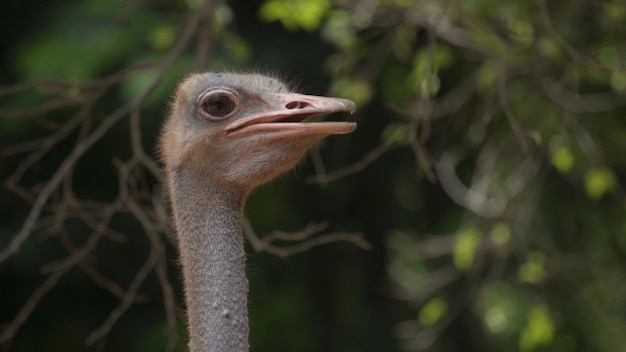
[{"x1": 223, "y1": 93, "x2": 357, "y2": 139}]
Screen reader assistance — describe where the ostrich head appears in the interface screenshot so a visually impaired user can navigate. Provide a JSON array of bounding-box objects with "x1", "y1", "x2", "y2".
[{"x1": 159, "y1": 72, "x2": 356, "y2": 190}]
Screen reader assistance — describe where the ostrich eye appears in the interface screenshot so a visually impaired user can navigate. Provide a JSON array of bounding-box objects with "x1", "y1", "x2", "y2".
[{"x1": 200, "y1": 90, "x2": 239, "y2": 119}]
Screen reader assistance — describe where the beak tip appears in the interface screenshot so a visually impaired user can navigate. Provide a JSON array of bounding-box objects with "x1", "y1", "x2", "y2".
[
  {"x1": 345, "y1": 122, "x2": 358, "y2": 133},
  {"x1": 345, "y1": 100, "x2": 357, "y2": 113}
]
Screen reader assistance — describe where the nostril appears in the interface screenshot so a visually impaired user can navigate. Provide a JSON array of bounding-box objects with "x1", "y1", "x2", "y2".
[{"x1": 285, "y1": 101, "x2": 309, "y2": 109}]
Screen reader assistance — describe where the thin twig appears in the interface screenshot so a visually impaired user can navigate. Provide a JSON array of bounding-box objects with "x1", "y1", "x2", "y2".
[
  {"x1": 195, "y1": 0, "x2": 215, "y2": 70},
  {"x1": 537, "y1": 0, "x2": 608, "y2": 72},
  {"x1": 244, "y1": 219, "x2": 370, "y2": 259},
  {"x1": 85, "y1": 244, "x2": 158, "y2": 345},
  {"x1": 305, "y1": 144, "x2": 395, "y2": 184},
  {"x1": 0, "y1": 229, "x2": 104, "y2": 345},
  {"x1": 497, "y1": 61, "x2": 529, "y2": 153},
  {"x1": 0, "y1": 104, "x2": 131, "y2": 264}
]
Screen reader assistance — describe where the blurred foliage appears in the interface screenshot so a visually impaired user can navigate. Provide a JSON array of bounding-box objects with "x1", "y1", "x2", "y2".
[
  {"x1": 2, "y1": 0, "x2": 626, "y2": 351},
  {"x1": 418, "y1": 297, "x2": 447, "y2": 327},
  {"x1": 452, "y1": 227, "x2": 481, "y2": 270},
  {"x1": 259, "y1": 0, "x2": 331, "y2": 31},
  {"x1": 519, "y1": 305, "x2": 554, "y2": 352}
]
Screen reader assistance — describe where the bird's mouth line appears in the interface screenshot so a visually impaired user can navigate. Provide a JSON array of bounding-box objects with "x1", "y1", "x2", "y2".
[
  {"x1": 223, "y1": 112, "x2": 356, "y2": 139},
  {"x1": 223, "y1": 94, "x2": 357, "y2": 139}
]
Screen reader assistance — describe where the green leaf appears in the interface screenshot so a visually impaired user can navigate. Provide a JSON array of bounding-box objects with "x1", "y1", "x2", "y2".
[
  {"x1": 330, "y1": 77, "x2": 373, "y2": 106},
  {"x1": 230, "y1": 37, "x2": 253, "y2": 63},
  {"x1": 490, "y1": 223, "x2": 511, "y2": 246},
  {"x1": 419, "y1": 297, "x2": 447, "y2": 326},
  {"x1": 526, "y1": 129, "x2": 542, "y2": 145},
  {"x1": 321, "y1": 10, "x2": 356, "y2": 48},
  {"x1": 536, "y1": 37, "x2": 563, "y2": 60},
  {"x1": 610, "y1": 70, "x2": 626, "y2": 92},
  {"x1": 15, "y1": 28, "x2": 131, "y2": 81},
  {"x1": 507, "y1": 19, "x2": 534, "y2": 45},
  {"x1": 585, "y1": 167, "x2": 617, "y2": 200},
  {"x1": 484, "y1": 306, "x2": 508, "y2": 334},
  {"x1": 596, "y1": 46, "x2": 621, "y2": 70},
  {"x1": 381, "y1": 122, "x2": 410, "y2": 146},
  {"x1": 259, "y1": 0, "x2": 331, "y2": 31},
  {"x1": 476, "y1": 63, "x2": 499, "y2": 93},
  {"x1": 453, "y1": 227, "x2": 482, "y2": 270},
  {"x1": 551, "y1": 147, "x2": 574, "y2": 174},
  {"x1": 604, "y1": 1, "x2": 626, "y2": 21},
  {"x1": 392, "y1": 26, "x2": 417, "y2": 61},
  {"x1": 518, "y1": 252, "x2": 545, "y2": 284},
  {"x1": 185, "y1": 0, "x2": 204, "y2": 10},
  {"x1": 476, "y1": 283, "x2": 528, "y2": 336},
  {"x1": 519, "y1": 305, "x2": 555, "y2": 352},
  {"x1": 148, "y1": 25, "x2": 176, "y2": 50},
  {"x1": 407, "y1": 47, "x2": 454, "y2": 98},
  {"x1": 469, "y1": 23, "x2": 506, "y2": 56}
]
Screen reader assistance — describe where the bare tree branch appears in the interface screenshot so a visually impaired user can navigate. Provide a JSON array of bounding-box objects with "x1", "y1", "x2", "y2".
[{"x1": 243, "y1": 219, "x2": 371, "y2": 259}]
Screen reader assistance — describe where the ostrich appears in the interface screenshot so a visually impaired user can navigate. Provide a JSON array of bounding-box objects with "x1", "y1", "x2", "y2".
[{"x1": 158, "y1": 72, "x2": 357, "y2": 352}]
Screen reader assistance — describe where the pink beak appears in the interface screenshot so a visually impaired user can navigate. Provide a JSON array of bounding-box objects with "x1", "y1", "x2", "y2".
[{"x1": 224, "y1": 93, "x2": 357, "y2": 140}]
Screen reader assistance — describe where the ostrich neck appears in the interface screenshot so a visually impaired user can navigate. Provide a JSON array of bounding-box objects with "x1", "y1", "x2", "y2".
[{"x1": 169, "y1": 169, "x2": 249, "y2": 352}]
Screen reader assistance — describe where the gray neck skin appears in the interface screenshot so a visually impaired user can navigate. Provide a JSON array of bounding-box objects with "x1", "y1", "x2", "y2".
[{"x1": 169, "y1": 169, "x2": 249, "y2": 352}]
